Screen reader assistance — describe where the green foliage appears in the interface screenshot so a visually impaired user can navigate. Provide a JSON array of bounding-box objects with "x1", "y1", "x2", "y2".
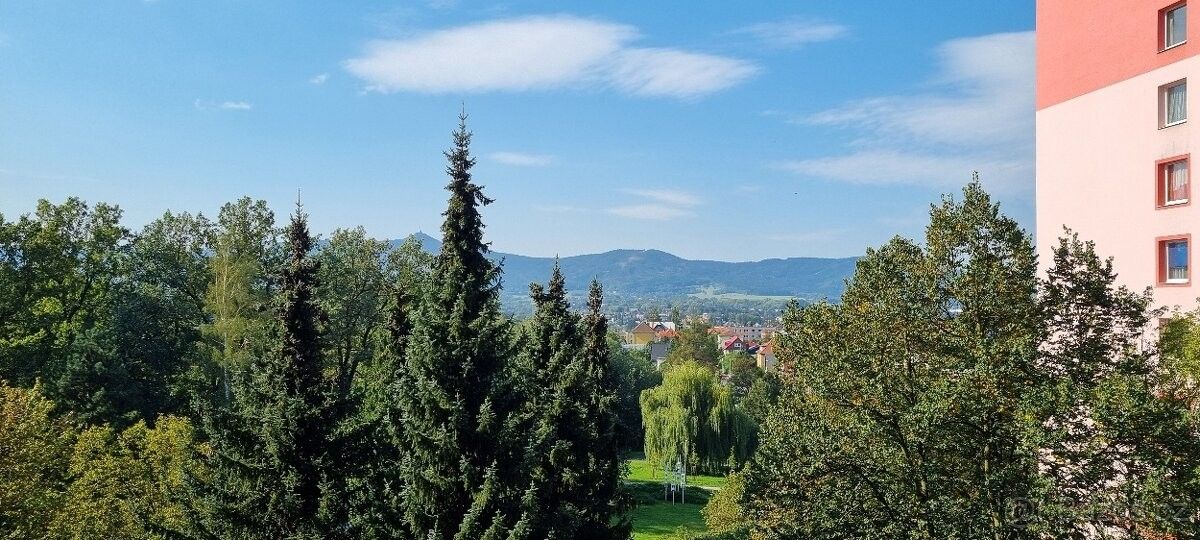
[
  {"x1": 743, "y1": 181, "x2": 1042, "y2": 539},
  {"x1": 509, "y1": 269, "x2": 630, "y2": 539},
  {"x1": 1030, "y1": 232, "x2": 1200, "y2": 537},
  {"x1": 723, "y1": 352, "x2": 758, "y2": 398},
  {"x1": 394, "y1": 113, "x2": 522, "y2": 540},
  {"x1": 701, "y1": 471, "x2": 745, "y2": 534},
  {"x1": 193, "y1": 206, "x2": 354, "y2": 539},
  {"x1": 742, "y1": 181, "x2": 1200, "y2": 539},
  {"x1": 0, "y1": 384, "x2": 199, "y2": 540},
  {"x1": 316, "y1": 227, "x2": 390, "y2": 395},
  {"x1": 202, "y1": 197, "x2": 280, "y2": 402},
  {"x1": 663, "y1": 320, "x2": 720, "y2": 370},
  {"x1": 52, "y1": 416, "x2": 199, "y2": 539},
  {"x1": 0, "y1": 384, "x2": 73, "y2": 539},
  {"x1": 738, "y1": 373, "x2": 780, "y2": 426},
  {"x1": 0, "y1": 198, "x2": 131, "y2": 424},
  {"x1": 108, "y1": 211, "x2": 213, "y2": 424},
  {"x1": 610, "y1": 338, "x2": 661, "y2": 451},
  {"x1": 641, "y1": 362, "x2": 756, "y2": 475},
  {"x1": 348, "y1": 236, "x2": 430, "y2": 539}
]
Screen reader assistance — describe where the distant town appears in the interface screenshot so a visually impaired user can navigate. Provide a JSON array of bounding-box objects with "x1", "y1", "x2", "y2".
[{"x1": 623, "y1": 316, "x2": 779, "y2": 372}]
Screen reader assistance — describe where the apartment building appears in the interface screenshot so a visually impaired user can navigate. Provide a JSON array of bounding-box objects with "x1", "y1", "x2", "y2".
[{"x1": 1037, "y1": 0, "x2": 1198, "y2": 310}]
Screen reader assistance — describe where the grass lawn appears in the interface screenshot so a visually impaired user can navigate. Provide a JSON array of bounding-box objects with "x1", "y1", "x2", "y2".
[
  {"x1": 626, "y1": 454, "x2": 728, "y2": 490},
  {"x1": 625, "y1": 454, "x2": 725, "y2": 539},
  {"x1": 629, "y1": 498, "x2": 707, "y2": 540}
]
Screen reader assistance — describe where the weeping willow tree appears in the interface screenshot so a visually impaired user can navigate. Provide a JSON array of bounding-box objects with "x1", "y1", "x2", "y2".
[{"x1": 640, "y1": 361, "x2": 757, "y2": 475}]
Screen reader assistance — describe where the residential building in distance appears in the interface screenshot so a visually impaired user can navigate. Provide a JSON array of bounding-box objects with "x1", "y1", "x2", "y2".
[
  {"x1": 628, "y1": 322, "x2": 657, "y2": 345},
  {"x1": 720, "y1": 335, "x2": 747, "y2": 354},
  {"x1": 709, "y1": 324, "x2": 779, "y2": 343},
  {"x1": 625, "y1": 321, "x2": 678, "y2": 346},
  {"x1": 649, "y1": 341, "x2": 672, "y2": 369},
  {"x1": 756, "y1": 341, "x2": 777, "y2": 371},
  {"x1": 1037, "y1": 0, "x2": 1197, "y2": 310}
]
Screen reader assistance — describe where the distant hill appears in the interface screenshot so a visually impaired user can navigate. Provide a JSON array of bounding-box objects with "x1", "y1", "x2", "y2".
[{"x1": 398, "y1": 232, "x2": 857, "y2": 303}]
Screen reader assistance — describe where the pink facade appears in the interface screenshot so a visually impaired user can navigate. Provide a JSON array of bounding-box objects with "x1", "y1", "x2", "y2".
[{"x1": 1037, "y1": 0, "x2": 1200, "y2": 311}]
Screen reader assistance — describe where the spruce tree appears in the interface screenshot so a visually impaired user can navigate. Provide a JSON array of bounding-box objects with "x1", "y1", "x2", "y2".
[
  {"x1": 346, "y1": 278, "x2": 415, "y2": 539},
  {"x1": 509, "y1": 271, "x2": 630, "y2": 540},
  {"x1": 192, "y1": 203, "x2": 350, "y2": 539},
  {"x1": 396, "y1": 113, "x2": 519, "y2": 540},
  {"x1": 578, "y1": 280, "x2": 632, "y2": 540}
]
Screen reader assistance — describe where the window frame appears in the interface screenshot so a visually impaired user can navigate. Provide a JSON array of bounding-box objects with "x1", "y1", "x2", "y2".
[
  {"x1": 1157, "y1": 234, "x2": 1192, "y2": 286},
  {"x1": 1164, "y1": 2, "x2": 1189, "y2": 51},
  {"x1": 1161, "y1": 79, "x2": 1189, "y2": 127},
  {"x1": 1156, "y1": 154, "x2": 1192, "y2": 208}
]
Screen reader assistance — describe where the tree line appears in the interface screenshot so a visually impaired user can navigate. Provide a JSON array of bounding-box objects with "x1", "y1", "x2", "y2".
[
  {"x1": 0, "y1": 115, "x2": 644, "y2": 539},
  {"x1": 8, "y1": 113, "x2": 1200, "y2": 540}
]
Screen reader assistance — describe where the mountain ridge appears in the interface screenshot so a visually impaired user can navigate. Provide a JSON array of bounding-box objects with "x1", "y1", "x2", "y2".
[{"x1": 400, "y1": 232, "x2": 857, "y2": 302}]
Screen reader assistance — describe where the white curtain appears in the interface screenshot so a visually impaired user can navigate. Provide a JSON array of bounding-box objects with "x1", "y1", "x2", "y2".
[
  {"x1": 1168, "y1": 83, "x2": 1188, "y2": 124},
  {"x1": 1169, "y1": 161, "x2": 1189, "y2": 202},
  {"x1": 1169, "y1": 6, "x2": 1188, "y2": 46}
]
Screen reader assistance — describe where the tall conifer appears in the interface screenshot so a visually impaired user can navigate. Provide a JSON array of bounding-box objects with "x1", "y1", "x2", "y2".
[
  {"x1": 579, "y1": 280, "x2": 632, "y2": 539},
  {"x1": 509, "y1": 270, "x2": 630, "y2": 539},
  {"x1": 396, "y1": 113, "x2": 518, "y2": 540},
  {"x1": 193, "y1": 203, "x2": 349, "y2": 539}
]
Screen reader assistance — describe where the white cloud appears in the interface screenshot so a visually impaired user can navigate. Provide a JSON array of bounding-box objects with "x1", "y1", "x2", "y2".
[
  {"x1": 621, "y1": 188, "x2": 702, "y2": 207},
  {"x1": 607, "y1": 188, "x2": 702, "y2": 221},
  {"x1": 490, "y1": 151, "x2": 554, "y2": 166},
  {"x1": 608, "y1": 48, "x2": 758, "y2": 99},
  {"x1": 731, "y1": 19, "x2": 849, "y2": 48},
  {"x1": 344, "y1": 15, "x2": 756, "y2": 99},
  {"x1": 309, "y1": 73, "x2": 329, "y2": 84},
  {"x1": 193, "y1": 99, "x2": 254, "y2": 111},
  {"x1": 607, "y1": 204, "x2": 694, "y2": 221},
  {"x1": 782, "y1": 31, "x2": 1034, "y2": 193},
  {"x1": 777, "y1": 150, "x2": 1026, "y2": 186}
]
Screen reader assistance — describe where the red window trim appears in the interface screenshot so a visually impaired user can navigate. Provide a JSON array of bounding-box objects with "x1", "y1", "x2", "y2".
[
  {"x1": 1155, "y1": 154, "x2": 1192, "y2": 209},
  {"x1": 1160, "y1": 1, "x2": 1189, "y2": 53},
  {"x1": 1156, "y1": 233, "x2": 1192, "y2": 287}
]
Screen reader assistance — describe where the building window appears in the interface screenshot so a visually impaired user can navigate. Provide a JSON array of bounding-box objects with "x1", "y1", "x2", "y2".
[
  {"x1": 1159, "y1": 157, "x2": 1190, "y2": 206},
  {"x1": 1160, "y1": 237, "x2": 1191, "y2": 284},
  {"x1": 1165, "y1": 3, "x2": 1188, "y2": 49},
  {"x1": 1162, "y1": 80, "x2": 1188, "y2": 126}
]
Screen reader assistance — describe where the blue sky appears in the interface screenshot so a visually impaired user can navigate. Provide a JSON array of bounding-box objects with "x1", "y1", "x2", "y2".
[{"x1": 0, "y1": 1, "x2": 1034, "y2": 261}]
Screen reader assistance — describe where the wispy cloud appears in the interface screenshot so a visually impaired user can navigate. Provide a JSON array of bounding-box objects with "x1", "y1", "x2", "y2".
[
  {"x1": 194, "y1": 99, "x2": 254, "y2": 111},
  {"x1": 608, "y1": 48, "x2": 759, "y2": 99},
  {"x1": 776, "y1": 151, "x2": 1025, "y2": 186},
  {"x1": 309, "y1": 73, "x2": 329, "y2": 85},
  {"x1": 607, "y1": 188, "x2": 702, "y2": 221},
  {"x1": 490, "y1": 151, "x2": 554, "y2": 167},
  {"x1": 778, "y1": 31, "x2": 1034, "y2": 194},
  {"x1": 344, "y1": 15, "x2": 757, "y2": 99},
  {"x1": 731, "y1": 19, "x2": 849, "y2": 48},
  {"x1": 621, "y1": 188, "x2": 702, "y2": 207},
  {"x1": 607, "y1": 204, "x2": 694, "y2": 221}
]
